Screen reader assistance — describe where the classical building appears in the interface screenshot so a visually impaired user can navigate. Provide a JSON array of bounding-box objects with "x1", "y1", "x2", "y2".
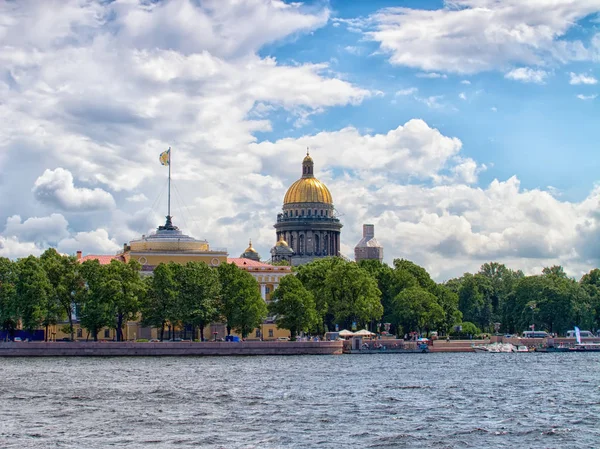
[
  {"x1": 354, "y1": 224, "x2": 383, "y2": 263},
  {"x1": 270, "y1": 235, "x2": 294, "y2": 264},
  {"x1": 273, "y1": 151, "x2": 342, "y2": 266}
]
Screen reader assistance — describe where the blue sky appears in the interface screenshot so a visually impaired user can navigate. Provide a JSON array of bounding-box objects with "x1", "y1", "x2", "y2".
[{"x1": 0, "y1": 0, "x2": 599, "y2": 280}]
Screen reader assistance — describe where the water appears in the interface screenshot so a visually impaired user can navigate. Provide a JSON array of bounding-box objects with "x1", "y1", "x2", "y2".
[{"x1": 1, "y1": 353, "x2": 599, "y2": 448}]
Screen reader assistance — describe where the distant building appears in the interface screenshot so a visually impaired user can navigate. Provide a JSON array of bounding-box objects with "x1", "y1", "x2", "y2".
[
  {"x1": 273, "y1": 151, "x2": 342, "y2": 266},
  {"x1": 354, "y1": 224, "x2": 383, "y2": 263},
  {"x1": 239, "y1": 239, "x2": 260, "y2": 262}
]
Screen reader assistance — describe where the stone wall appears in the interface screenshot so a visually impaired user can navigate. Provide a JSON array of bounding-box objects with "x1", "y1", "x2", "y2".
[{"x1": 0, "y1": 341, "x2": 343, "y2": 357}]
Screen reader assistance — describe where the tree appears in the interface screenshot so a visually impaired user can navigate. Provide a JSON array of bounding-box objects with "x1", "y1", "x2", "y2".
[
  {"x1": 390, "y1": 287, "x2": 444, "y2": 336},
  {"x1": 269, "y1": 275, "x2": 317, "y2": 340},
  {"x1": 0, "y1": 258, "x2": 18, "y2": 341},
  {"x1": 176, "y1": 262, "x2": 221, "y2": 341},
  {"x1": 295, "y1": 257, "x2": 346, "y2": 333},
  {"x1": 78, "y1": 260, "x2": 112, "y2": 341},
  {"x1": 580, "y1": 268, "x2": 600, "y2": 330},
  {"x1": 15, "y1": 256, "x2": 55, "y2": 340},
  {"x1": 105, "y1": 260, "x2": 145, "y2": 341},
  {"x1": 458, "y1": 274, "x2": 487, "y2": 329},
  {"x1": 433, "y1": 284, "x2": 462, "y2": 335},
  {"x1": 142, "y1": 263, "x2": 178, "y2": 341},
  {"x1": 40, "y1": 249, "x2": 84, "y2": 341},
  {"x1": 325, "y1": 262, "x2": 382, "y2": 331},
  {"x1": 217, "y1": 262, "x2": 267, "y2": 338}
]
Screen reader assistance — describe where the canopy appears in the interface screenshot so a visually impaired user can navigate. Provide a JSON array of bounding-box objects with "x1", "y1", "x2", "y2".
[
  {"x1": 338, "y1": 329, "x2": 354, "y2": 337},
  {"x1": 354, "y1": 329, "x2": 375, "y2": 336}
]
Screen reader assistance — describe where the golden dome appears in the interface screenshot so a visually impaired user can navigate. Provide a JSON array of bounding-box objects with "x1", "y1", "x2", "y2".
[
  {"x1": 284, "y1": 177, "x2": 333, "y2": 204},
  {"x1": 244, "y1": 239, "x2": 257, "y2": 253},
  {"x1": 283, "y1": 151, "x2": 333, "y2": 205},
  {"x1": 276, "y1": 235, "x2": 289, "y2": 247}
]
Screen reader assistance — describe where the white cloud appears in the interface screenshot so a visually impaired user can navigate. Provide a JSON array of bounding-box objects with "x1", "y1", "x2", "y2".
[
  {"x1": 57, "y1": 229, "x2": 121, "y2": 255},
  {"x1": 416, "y1": 72, "x2": 447, "y2": 79},
  {"x1": 395, "y1": 87, "x2": 418, "y2": 96},
  {"x1": 126, "y1": 194, "x2": 148, "y2": 203},
  {"x1": 505, "y1": 67, "x2": 548, "y2": 84},
  {"x1": 0, "y1": 236, "x2": 42, "y2": 259},
  {"x1": 569, "y1": 72, "x2": 598, "y2": 85},
  {"x1": 461, "y1": 80, "x2": 471, "y2": 85},
  {"x1": 459, "y1": 92, "x2": 467, "y2": 100},
  {"x1": 491, "y1": 107, "x2": 498, "y2": 112},
  {"x1": 32, "y1": 168, "x2": 116, "y2": 211},
  {"x1": 363, "y1": 1, "x2": 600, "y2": 74},
  {"x1": 577, "y1": 94, "x2": 597, "y2": 100},
  {"x1": 417, "y1": 95, "x2": 445, "y2": 109},
  {"x1": 3, "y1": 214, "x2": 69, "y2": 244}
]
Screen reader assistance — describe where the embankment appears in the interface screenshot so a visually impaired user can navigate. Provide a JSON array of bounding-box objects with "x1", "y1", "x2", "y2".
[{"x1": 0, "y1": 340, "x2": 343, "y2": 357}]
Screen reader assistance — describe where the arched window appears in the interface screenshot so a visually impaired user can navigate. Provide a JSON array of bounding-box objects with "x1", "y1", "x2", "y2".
[
  {"x1": 295, "y1": 210, "x2": 298, "y2": 217},
  {"x1": 320, "y1": 210, "x2": 323, "y2": 216},
  {"x1": 299, "y1": 234, "x2": 305, "y2": 254},
  {"x1": 308, "y1": 209, "x2": 311, "y2": 216},
  {"x1": 315, "y1": 234, "x2": 320, "y2": 254},
  {"x1": 290, "y1": 234, "x2": 295, "y2": 252},
  {"x1": 324, "y1": 235, "x2": 329, "y2": 255}
]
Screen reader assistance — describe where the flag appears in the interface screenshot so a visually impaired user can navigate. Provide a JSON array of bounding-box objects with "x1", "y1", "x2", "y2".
[
  {"x1": 574, "y1": 326, "x2": 581, "y2": 344},
  {"x1": 159, "y1": 148, "x2": 170, "y2": 166}
]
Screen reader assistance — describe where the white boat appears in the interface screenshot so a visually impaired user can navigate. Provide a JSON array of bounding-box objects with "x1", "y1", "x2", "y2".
[{"x1": 514, "y1": 345, "x2": 529, "y2": 352}]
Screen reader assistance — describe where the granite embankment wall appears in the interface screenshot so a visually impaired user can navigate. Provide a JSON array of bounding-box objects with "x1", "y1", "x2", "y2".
[{"x1": 0, "y1": 341, "x2": 343, "y2": 357}]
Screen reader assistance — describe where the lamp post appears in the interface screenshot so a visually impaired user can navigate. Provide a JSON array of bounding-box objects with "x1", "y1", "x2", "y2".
[{"x1": 530, "y1": 303, "x2": 536, "y2": 336}]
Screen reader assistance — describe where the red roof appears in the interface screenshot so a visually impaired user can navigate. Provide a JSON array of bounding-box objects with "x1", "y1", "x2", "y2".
[
  {"x1": 79, "y1": 255, "x2": 123, "y2": 265},
  {"x1": 227, "y1": 258, "x2": 290, "y2": 271}
]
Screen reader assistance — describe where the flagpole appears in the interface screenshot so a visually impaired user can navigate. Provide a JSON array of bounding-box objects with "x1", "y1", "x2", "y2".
[{"x1": 168, "y1": 147, "x2": 171, "y2": 219}]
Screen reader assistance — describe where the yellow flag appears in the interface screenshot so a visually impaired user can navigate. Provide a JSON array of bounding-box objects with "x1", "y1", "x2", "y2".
[{"x1": 159, "y1": 148, "x2": 170, "y2": 166}]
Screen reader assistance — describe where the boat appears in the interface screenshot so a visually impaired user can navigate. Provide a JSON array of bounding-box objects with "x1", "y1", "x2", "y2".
[
  {"x1": 568, "y1": 326, "x2": 600, "y2": 352},
  {"x1": 514, "y1": 345, "x2": 529, "y2": 352},
  {"x1": 472, "y1": 343, "x2": 516, "y2": 353}
]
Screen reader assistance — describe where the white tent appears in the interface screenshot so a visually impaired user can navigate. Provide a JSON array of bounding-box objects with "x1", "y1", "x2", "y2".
[
  {"x1": 338, "y1": 329, "x2": 354, "y2": 337},
  {"x1": 354, "y1": 329, "x2": 375, "y2": 336}
]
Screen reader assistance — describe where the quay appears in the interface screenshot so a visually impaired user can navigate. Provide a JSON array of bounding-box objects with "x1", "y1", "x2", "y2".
[{"x1": 0, "y1": 340, "x2": 343, "y2": 357}]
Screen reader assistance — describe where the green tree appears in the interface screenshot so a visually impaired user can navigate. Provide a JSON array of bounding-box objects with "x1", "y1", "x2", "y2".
[
  {"x1": 40, "y1": 249, "x2": 84, "y2": 341},
  {"x1": 176, "y1": 262, "x2": 221, "y2": 341},
  {"x1": 580, "y1": 268, "x2": 600, "y2": 330},
  {"x1": 458, "y1": 273, "x2": 487, "y2": 329},
  {"x1": 16, "y1": 256, "x2": 55, "y2": 340},
  {"x1": 326, "y1": 262, "x2": 382, "y2": 331},
  {"x1": 105, "y1": 260, "x2": 145, "y2": 341},
  {"x1": 0, "y1": 258, "x2": 19, "y2": 340},
  {"x1": 433, "y1": 284, "x2": 462, "y2": 335},
  {"x1": 295, "y1": 257, "x2": 346, "y2": 333},
  {"x1": 217, "y1": 262, "x2": 267, "y2": 338},
  {"x1": 268, "y1": 275, "x2": 317, "y2": 340},
  {"x1": 142, "y1": 262, "x2": 178, "y2": 341},
  {"x1": 78, "y1": 260, "x2": 112, "y2": 341},
  {"x1": 390, "y1": 287, "x2": 444, "y2": 335}
]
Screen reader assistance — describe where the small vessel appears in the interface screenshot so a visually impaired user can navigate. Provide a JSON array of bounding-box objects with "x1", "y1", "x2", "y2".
[
  {"x1": 569, "y1": 326, "x2": 600, "y2": 352},
  {"x1": 514, "y1": 345, "x2": 529, "y2": 353}
]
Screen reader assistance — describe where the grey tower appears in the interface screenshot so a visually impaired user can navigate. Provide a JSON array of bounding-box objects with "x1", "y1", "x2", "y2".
[{"x1": 354, "y1": 224, "x2": 383, "y2": 263}]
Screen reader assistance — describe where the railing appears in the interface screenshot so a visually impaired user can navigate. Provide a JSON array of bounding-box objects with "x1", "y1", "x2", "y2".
[{"x1": 276, "y1": 214, "x2": 340, "y2": 223}]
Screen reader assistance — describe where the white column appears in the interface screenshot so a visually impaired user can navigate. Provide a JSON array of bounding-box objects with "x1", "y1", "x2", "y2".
[{"x1": 260, "y1": 284, "x2": 267, "y2": 300}]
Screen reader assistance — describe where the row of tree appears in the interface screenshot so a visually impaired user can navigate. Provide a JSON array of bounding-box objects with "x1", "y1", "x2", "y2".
[
  {"x1": 265, "y1": 259, "x2": 600, "y2": 337},
  {"x1": 0, "y1": 249, "x2": 266, "y2": 341},
  {"x1": 2, "y1": 249, "x2": 599, "y2": 341}
]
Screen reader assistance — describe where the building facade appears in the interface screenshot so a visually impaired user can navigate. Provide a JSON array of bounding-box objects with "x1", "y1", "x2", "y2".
[
  {"x1": 273, "y1": 152, "x2": 342, "y2": 266},
  {"x1": 354, "y1": 224, "x2": 384, "y2": 263}
]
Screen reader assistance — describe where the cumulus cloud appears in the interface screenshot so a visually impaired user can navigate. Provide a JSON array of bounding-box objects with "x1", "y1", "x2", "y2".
[
  {"x1": 57, "y1": 229, "x2": 121, "y2": 255},
  {"x1": 577, "y1": 94, "x2": 597, "y2": 100},
  {"x1": 32, "y1": 168, "x2": 116, "y2": 211},
  {"x1": 3, "y1": 214, "x2": 69, "y2": 244},
  {"x1": 362, "y1": 0, "x2": 600, "y2": 74},
  {"x1": 505, "y1": 68, "x2": 548, "y2": 84},
  {"x1": 569, "y1": 72, "x2": 598, "y2": 85}
]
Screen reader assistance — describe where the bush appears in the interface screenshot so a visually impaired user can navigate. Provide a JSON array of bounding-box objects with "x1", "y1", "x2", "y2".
[
  {"x1": 135, "y1": 338, "x2": 149, "y2": 342},
  {"x1": 450, "y1": 321, "x2": 481, "y2": 337}
]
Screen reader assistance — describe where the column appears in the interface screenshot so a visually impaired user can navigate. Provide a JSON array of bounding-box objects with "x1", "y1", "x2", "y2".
[{"x1": 260, "y1": 284, "x2": 267, "y2": 300}]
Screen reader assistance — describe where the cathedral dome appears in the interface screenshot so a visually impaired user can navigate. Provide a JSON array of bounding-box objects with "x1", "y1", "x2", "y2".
[
  {"x1": 283, "y1": 177, "x2": 333, "y2": 205},
  {"x1": 283, "y1": 151, "x2": 333, "y2": 205}
]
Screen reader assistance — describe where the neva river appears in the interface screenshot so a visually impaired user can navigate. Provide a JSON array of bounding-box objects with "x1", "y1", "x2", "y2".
[{"x1": 1, "y1": 353, "x2": 599, "y2": 449}]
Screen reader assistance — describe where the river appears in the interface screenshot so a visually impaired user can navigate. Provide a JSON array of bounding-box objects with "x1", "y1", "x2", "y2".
[{"x1": 1, "y1": 352, "x2": 599, "y2": 448}]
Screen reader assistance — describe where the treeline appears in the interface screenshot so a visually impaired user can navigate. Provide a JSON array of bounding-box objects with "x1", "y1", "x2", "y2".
[
  {"x1": 269, "y1": 258, "x2": 600, "y2": 337},
  {"x1": 2, "y1": 250, "x2": 599, "y2": 341},
  {"x1": 0, "y1": 249, "x2": 266, "y2": 341}
]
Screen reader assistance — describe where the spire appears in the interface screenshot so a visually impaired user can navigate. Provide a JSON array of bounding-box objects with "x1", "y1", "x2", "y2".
[{"x1": 302, "y1": 148, "x2": 314, "y2": 178}]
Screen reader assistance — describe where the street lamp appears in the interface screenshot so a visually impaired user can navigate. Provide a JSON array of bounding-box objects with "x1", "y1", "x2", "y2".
[{"x1": 530, "y1": 303, "x2": 536, "y2": 335}]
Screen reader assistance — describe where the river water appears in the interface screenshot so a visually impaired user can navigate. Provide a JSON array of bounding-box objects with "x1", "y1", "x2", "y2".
[{"x1": 1, "y1": 353, "x2": 599, "y2": 449}]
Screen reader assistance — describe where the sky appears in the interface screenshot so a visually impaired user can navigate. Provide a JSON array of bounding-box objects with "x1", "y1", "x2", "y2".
[{"x1": 0, "y1": 0, "x2": 599, "y2": 281}]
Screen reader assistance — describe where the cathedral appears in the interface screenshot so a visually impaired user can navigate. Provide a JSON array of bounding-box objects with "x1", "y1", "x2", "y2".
[{"x1": 271, "y1": 152, "x2": 342, "y2": 266}]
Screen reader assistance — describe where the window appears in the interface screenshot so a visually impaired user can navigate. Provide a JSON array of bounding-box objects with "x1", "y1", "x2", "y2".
[
  {"x1": 104, "y1": 329, "x2": 110, "y2": 338},
  {"x1": 268, "y1": 329, "x2": 274, "y2": 338},
  {"x1": 295, "y1": 210, "x2": 298, "y2": 217},
  {"x1": 301, "y1": 210, "x2": 304, "y2": 216},
  {"x1": 76, "y1": 328, "x2": 83, "y2": 338},
  {"x1": 308, "y1": 209, "x2": 311, "y2": 216},
  {"x1": 255, "y1": 329, "x2": 261, "y2": 338},
  {"x1": 320, "y1": 210, "x2": 323, "y2": 216},
  {"x1": 266, "y1": 286, "x2": 271, "y2": 295},
  {"x1": 315, "y1": 210, "x2": 317, "y2": 216}
]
